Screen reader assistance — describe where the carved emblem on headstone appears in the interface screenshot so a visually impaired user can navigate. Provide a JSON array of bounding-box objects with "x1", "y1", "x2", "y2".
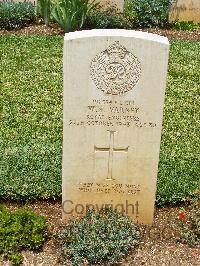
[{"x1": 90, "y1": 41, "x2": 141, "y2": 95}]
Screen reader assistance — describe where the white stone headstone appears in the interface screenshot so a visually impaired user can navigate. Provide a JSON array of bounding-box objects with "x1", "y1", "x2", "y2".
[{"x1": 62, "y1": 29, "x2": 169, "y2": 225}]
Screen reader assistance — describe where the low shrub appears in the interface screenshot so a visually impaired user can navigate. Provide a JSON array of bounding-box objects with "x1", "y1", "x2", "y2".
[
  {"x1": 177, "y1": 200, "x2": 200, "y2": 246},
  {"x1": 0, "y1": 206, "x2": 49, "y2": 265},
  {"x1": 37, "y1": 0, "x2": 131, "y2": 31},
  {"x1": 0, "y1": 0, "x2": 36, "y2": 30},
  {"x1": 85, "y1": 6, "x2": 132, "y2": 29},
  {"x1": 60, "y1": 208, "x2": 140, "y2": 265},
  {"x1": 130, "y1": 0, "x2": 172, "y2": 28},
  {"x1": 178, "y1": 196, "x2": 200, "y2": 247},
  {"x1": 171, "y1": 21, "x2": 200, "y2": 31}
]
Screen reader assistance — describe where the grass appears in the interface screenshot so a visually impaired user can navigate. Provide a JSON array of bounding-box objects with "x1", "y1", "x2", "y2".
[
  {"x1": 0, "y1": 36, "x2": 199, "y2": 204},
  {"x1": 157, "y1": 40, "x2": 199, "y2": 205},
  {"x1": 0, "y1": 36, "x2": 63, "y2": 200}
]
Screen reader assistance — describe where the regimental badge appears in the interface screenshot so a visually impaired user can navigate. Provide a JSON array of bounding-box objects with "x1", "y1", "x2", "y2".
[{"x1": 90, "y1": 41, "x2": 141, "y2": 95}]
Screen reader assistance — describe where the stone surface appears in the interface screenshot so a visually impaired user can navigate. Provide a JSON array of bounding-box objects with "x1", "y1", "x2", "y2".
[
  {"x1": 99, "y1": 0, "x2": 124, "y2": 12},
  {"x1": 169, "y1": 0, "x2": 200, "y2": 23},
  {"x1": 62, "y1": 29, "x2": 169, "y2": 225}
]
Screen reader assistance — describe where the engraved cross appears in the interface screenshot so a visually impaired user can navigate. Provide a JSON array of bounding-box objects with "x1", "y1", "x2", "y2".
[{"x1": 94, "y1": 130, "x2": 128, "y2": 181}]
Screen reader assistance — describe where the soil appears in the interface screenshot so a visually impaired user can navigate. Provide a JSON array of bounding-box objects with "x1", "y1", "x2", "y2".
[
  {"x1": 0, "y1": 22, "x2": 200, "y2": 41},
  {"x1": 0, "y1": 201, "x2": 199, "y2": 266}
]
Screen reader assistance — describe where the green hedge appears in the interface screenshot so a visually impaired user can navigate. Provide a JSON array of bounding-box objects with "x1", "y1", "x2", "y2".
[
  {"x1": 0, "y1": 1, "x2": 36, "y2": 30},
  {"x1": 85, "y1": 7, "x2": 132, "y2": 29},
  {"x1": 126, "y1": 0, "x2": 172, "y2": 28},
  {"x1": 0, "y1": 36, "x2": 199, "y2": 205}
]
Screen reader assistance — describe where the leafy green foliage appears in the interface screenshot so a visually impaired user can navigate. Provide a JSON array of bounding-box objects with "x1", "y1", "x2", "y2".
[
  {"x1": 37, "y1": 0, "x2": 52, "y2": 26},
  {"x1": 51, "y1": 0, "x2": 99, "y2": 33},
  {"x1": 0, "y1": 206, "x2": 48, "y2": 265},
  {"x1": 171, "y1": 21, "x2": 200, "y2": 31},
  {"x1": 177, "y1": 203, "x2": 200, "y2": 246},
  {"x1": 60, "y1": 208, "x2": 140, "y2": 265},
  {"x1": 0, "y1": 37, "x2": 199, "y2": 205},
  {"x1": 0, "y1": 0, "x2": 36, "y2": 30},
  {"x1": 85, "y1": 6, "x2": 132, "y2": 29},
  {"x1": 124, "y1": 0, "x2": 135, "y2": 23},
  {"x1": 130, "y1": 0, "x2": 172, "y2": 28}
]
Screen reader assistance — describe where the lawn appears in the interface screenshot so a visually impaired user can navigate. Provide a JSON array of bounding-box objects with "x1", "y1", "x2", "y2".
[{"x1": 0, "y1": 36, "x2": 199, "y2": 204}]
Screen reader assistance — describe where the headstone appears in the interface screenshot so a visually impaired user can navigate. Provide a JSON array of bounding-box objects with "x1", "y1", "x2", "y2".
[
  {"x1": 169, "y1": 0, "x2": 200, "y2": 23},
  {"x1": 62, "y1": 29, "x2": 169, "y2": 225},
  {"x1": 100, "y1": 0, "x2": 124, "y2": 12}
]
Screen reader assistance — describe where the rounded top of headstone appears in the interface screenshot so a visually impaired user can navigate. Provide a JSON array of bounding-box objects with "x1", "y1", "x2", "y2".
[{"x1": 64, "y1": 29, "x2": 169, "y2": 45}]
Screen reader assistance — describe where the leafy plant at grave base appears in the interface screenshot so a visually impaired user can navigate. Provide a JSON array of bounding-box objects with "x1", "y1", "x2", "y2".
[
  {"x1": 177, "y1": 202, "x2": 200, "y2": 246},
  {"x1": 130, "y1": 0, "x2": 173, "y2": 28},
  {"x1": 60, "y1": 208, "x2": 140, "y2": 265},
  {"x1": 85, "y1": 6, "x2": 132, "y2": 29},
  {"x1": 0, "y1": 206, "x2": 49, "y2": 265},
  {"x1": 37, "y1": 0, "x2": 52, "y2": 26},
  {"x1": 171, "y1": 21, "x2": 200, "y2": 31},
  {"x1": 0, "y1": 0, "x2": 36, "y2": 30},
  {"x1": 51, "y1": 0, "x2": 99, "y2": 33}
]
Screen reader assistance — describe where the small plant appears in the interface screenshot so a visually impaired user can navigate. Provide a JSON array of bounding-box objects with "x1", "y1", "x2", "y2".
[
  {"x1": 0, "y1": 206, "x2": 49, "y2": 265},
  {"x1": 171, "y1": 21, "x2": 200, "y2": 31},
  {"x1": 85, "y1": 6, "x2": 132, "y2": 29},
  {"x1": 37, "y1": 0, "x2": 52, "y2": 26},
  {"x1": 0, "y1": 0, "x2": 36, "y2": 30},
  {"x1": 124, "y1": 0, "x2": 135, "y2": 23},
  {"x1": 130, "y1": 0, "x2": 172, "y2": 28},
  {"x1": 60, "y1": 208, "x2": 140, "y2": 265},
  {"x1": 51, "y1": 0, "x2": 99, "y2": 33},
  {"x1": 177, "y1": 205, "x2": 200, "y2": 246}
]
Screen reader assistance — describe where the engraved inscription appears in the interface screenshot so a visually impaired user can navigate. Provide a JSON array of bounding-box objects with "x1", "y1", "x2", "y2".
[
  {"x1": 68, "y1": 99, "x2": 157, "y2": 128},
  {"x1": 90, "y1": 42, "x2": 141, "y2": 95},
  {"x1": 78, "y1": 182, "x2": 141, "y2": 195},
  {"x1": 94, "y1": 130, "x2": 128, "y2": 181}
]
